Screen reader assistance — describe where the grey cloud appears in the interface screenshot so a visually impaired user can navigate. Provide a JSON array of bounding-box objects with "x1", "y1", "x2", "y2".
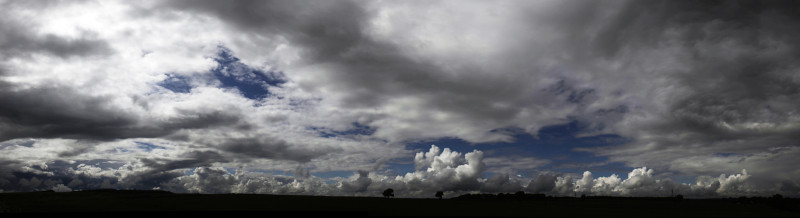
[
  {"x1": 0, "y1": 81, "x2": 245, "y2": 141},
  {"x1": 667, "y1": 147, "x2": 800, "y2": 196},
  {"x1": 0, "y1": 160, "x2": 121, "y2": 192},
  {"x1": 0, "y1": 13, "x2": 113, "y2": 59},
  {"x1": 2, "y1": 0, "x2": 799, "y2": 197},
  {"x1": 123, "y1": 171, "x2": 185, "y2": 191},
  {"x1": 551, "y1": 0, "x2": 800, "y2": 192},
  {"x1": 340, "y1": 170, "x2": 372, "y2": 193},
  {"x1": 152, "y1": 0, "x2": 602, "y2": 143},
  {"x1": 140, "y1": 150, "x2": 226, "y2": 173},
  {"x1": 481, "y1": 173, "x2": 523, "y2": 193},
  {"x1": 160, "y1": 0, "x2": 368, "y2": 61},
  {"x1": 525, "y1": 173, "x2": 557, "y2": 194},
  {"x1": 183, "y1": 167, "x2": 237, "y2": 194},
  {"x1": 1, "y1": 147, "x2": 789, "y2": 197},
  {"x1": 0, "y1": 83, "x2": 138, "y2": 141},
  {"x1": 214, "y1": 136, "x2": 341, "y2": 163}
]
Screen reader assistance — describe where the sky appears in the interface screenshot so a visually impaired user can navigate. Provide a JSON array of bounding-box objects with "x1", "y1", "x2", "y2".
[{"x1": 1, "y1": 0, "x2": 799, "y2": 198}]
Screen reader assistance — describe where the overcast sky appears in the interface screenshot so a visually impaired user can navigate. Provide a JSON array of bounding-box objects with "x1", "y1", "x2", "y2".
[{"x1": 1, "y1": 0, "x2": 799, "y2": 198}]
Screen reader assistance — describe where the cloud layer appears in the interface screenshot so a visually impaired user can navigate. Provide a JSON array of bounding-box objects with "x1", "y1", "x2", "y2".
[
  {"x1": 0, "y1": 143, "x2": 765, "y2": 198},
  {"x1": 1, "y1": 0, "x2": 799, "y2": 197}
]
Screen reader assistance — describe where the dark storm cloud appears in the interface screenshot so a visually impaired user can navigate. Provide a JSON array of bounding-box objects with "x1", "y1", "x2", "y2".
[
  {"x1": 0, "y1": 13, "x2": 113, "y2": 59},
  {"x1": 525, "y1": 173, "x2": 557, "y2": 194},
  {"x1": 0, "y1": 83, "x2": 138, "y2": 141},
  {"x1": 563, "y1": 0, "x2": 800, "y2": 192},
  {"x1": 140, "y1": 150, "x2": 226, "y2": 173},
  {"x1": 571, "y1": 0, "x2": 800, "y2": 59},
  {"x1": 0, "y1": 80, "x2": 244, "y2": 141},
  {"x1": 160, "y1": 0, "x2": 368, "y2": 62},
  {"x1": 215, "y1": 136, "x2": 340, "y2": 163},
  {"x1": 591, "y1": 0, "x2": 800, "y2": 149},
  {"x1": 122, "y1": 151, "x2": 232, "y2": 191}
]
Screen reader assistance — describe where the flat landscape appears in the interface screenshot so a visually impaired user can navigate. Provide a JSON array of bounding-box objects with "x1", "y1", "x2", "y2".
[{"x1": 1, "y1": 190, "x2": 798, "y2": 217}]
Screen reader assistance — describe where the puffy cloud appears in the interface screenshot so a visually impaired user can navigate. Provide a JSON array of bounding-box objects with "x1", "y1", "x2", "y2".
[
  {"x1": 618, "y1": 167, "x2": 657, "y2": 196},
  {"x1": 716, "y1": 169, "x2": 751, "y2": 195},
  {"x1": 591, "y1": 174, "x2": 621, "y2": 196},
  {"x1": 393, "y1": 145, "x2": 486, "y2": 195},
  {"x1": 182, "y1": 167, "x2": 237, "y2": 194},
  {"x1": 525, "y1": 173, "x2": 557, "y2": 194},
  {"x1": 575, "y1": 171, "x2": 593, "y2": 194},
  {"x1": 481, "y1": 173, "x2": 523, "y2": 193},
  {"x1": 0, "y1": 143, "x2": 785, "y2": 198},
  {"x1": 553, "y1": 175, "x2": 574, "y2": 195},
  {"x1": 340, "y1": 170, "x2": 372, "y2": 193}
]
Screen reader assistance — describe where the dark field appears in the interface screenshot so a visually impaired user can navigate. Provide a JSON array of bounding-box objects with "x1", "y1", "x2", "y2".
[{"x1": 1, "y1": 190, "x2": 798, "y2": 217}]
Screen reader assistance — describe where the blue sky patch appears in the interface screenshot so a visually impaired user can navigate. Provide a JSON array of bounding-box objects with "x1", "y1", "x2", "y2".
[
  {"x1": 212, "y1": 46, "x2": 286, "y2": 100},
  {"x1": 135, "y1": 141, "x2": 166, "y2": 152},
  {"x1": 157, "y1": 73, "x2": 193, "y2": 93},
  {"x1": 310, "y1": 122, "x2": 376, "y2": 138},
  {"x1": 311, "y1": 170, "x2": 356, "y2": 179}
]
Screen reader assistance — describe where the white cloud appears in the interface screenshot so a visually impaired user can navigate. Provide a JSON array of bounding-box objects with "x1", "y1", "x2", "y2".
[{"x1": 575, "y1": 171, "x2": 593, "y2": 194}]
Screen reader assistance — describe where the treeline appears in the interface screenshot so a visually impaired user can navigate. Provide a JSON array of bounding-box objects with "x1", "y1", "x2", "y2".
[
  {"x1": 451, "y1": 191, "x2": 798, "y2": 203},
  {"x1": 452, "y1": 191, "x2": 547, "y2": 200}
]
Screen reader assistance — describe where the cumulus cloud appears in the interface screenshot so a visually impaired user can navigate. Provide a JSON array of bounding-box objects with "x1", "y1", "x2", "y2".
[
  {"x1": 525, "y1": 173, "x2": 557, "y2": 194},
  {"x1": 0, "y1": 143, "x2": 783, "y2": 198},
  {"x1": 392, "y1": 145, "x2": 486, "y2": 195},
  {"x1": 340, "y1": 170, "x2": 372, "y2": 193}
]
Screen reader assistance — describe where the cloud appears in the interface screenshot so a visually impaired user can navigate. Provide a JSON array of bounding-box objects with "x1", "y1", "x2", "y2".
[
  {"x1": 340, "y1": 170, "x2": 372, "y2": 193},
  {"x1": 0, "y1": 3, "x2": 113, "y2": 60},
  {"x1": 394, "y1": 145, "x2": 486, "y2": 194},
  {"x1": 483, "y1": 157, "x2": 551, "y2": 175},
  {"x1": 575, "y1": 171, "x2": 593, "y2": 194},
  {"x1": 0, "y1": 144, "x2": 787, "y2": 198},
  {"x1": 182, "y1": 167, "x2": 237, "y2": 194},
  {"x1": 553, "y1": 175, "x2": 574, "y2": 195},
  {"x1": 0, "y1": 82, "x2": 248, "y2": 141},
  {"x1": 481, "y1": 173, "x2": 523, "y2": 193},
  {"x1": 144, "y1": 0, "x2": 623, "y2": 144},
  {"x1": 525, "y1": 173, "x2": 557, "y2": 194},
  {"x1": 0, "y1": 0, "x2": 798, "y2": 197},
  {"x1": 52, "y1": 184, "x2": 72, "y2": 192}
]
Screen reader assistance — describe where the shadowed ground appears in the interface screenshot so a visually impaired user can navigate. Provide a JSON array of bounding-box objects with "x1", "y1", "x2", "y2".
[{"x1": 1, "y1": 190, "x2": 798, "y2": 217}]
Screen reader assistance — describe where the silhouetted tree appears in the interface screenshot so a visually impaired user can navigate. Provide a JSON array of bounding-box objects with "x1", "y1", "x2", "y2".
[
  {"x1": 435, "y1": 191, "x2": 444, "y2": 199},
  {"x1": 382, "y1": 188, "x2": 394, "y2": 198}
]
